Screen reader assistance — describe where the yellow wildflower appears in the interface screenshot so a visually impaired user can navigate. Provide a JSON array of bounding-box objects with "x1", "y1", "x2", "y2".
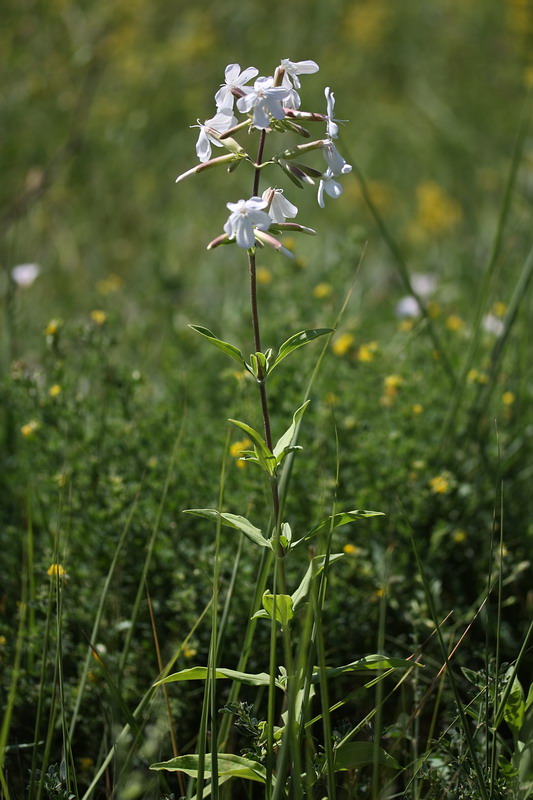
[
  {"x1": 332, "y1": 333, "x2": 355, "y2": 356},
  {"x1": 49, "y1": 384, "x2": 62, "y2": 397},
  {"x1": 467, "y1": 369, "x2": 489, "y2": 384},
  {"x1": 398, "y1": 319, "x2": 414, "y2": 332},
  {"x1": 21, "y1": 420, "x2": 39, "y2": 437},
  {"x1": 0, "y1": 635, "x2": 6, "y2": 646},
  {"x1": 90, "y1": 310, "x2": 106, "y2": 325},
  {"x1": 492, "y1": 301, "x2": 507, "y2": 317},
  {"x1": 324, "y1": 392, "x2": 338, "y2": 406},
  {"x1": 413, "y1": 180, "x2": 462, "y2": 237},
  {"x1": 452, "y1": 530, "x2": 467, "y2": 544},
  {"x1": 446, "y1": 314, "x2": 464, "y2": 331},
  {"x1": 47, "y1": 563, "x2": 67, "y2": 578},
  {"x1": 78, "y1": 758, "x2": 94, "y2": 770},
  {"x1": 313, "y1": 282, "x2": 333, "y2": 299},
  {"x1": 502, "y1": 391, "x2": 515, "y2": 406},
  {"x1": 343, "y1": 2, "x2": 390, "y2": 47},
  {"x1": 428, "y1": 302, "x2": 441, "y2": 318},
  {"x1": 358, "y1": 341, "x2": 378, "y2": 362},
  {"x1": 383, "y1": 375, "x2": 402, "y2": 399},
  {"x1": 429, "y1": 474, "x2": 450, "y2": 494},
  {"x1": 343, "y1": 543, "x2": 361, "y2": 555},
  {"x1": 44, "y1": 319, "x2": 61, "y2": 336},
  {"x1": 256, "y1": 267, "x2": 272, "y2": 285},
  {"x1": 412, "y1": 404, "x2": 424, "y2": 414},
  {"x1": 283, "y1": 236, "x2": 296, "y2": 251},
  {"x1": 230, "y1": 438, "x2": 251, "y2": 467},
  {"x1": 183, "y1": 645, "x2": 197, "y2": 659}
]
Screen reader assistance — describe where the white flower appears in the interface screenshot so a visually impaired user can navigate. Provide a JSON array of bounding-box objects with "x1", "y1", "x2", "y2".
[
  {"x1": 193, "y1": 109, "x2": 237, "y2": 163},
  {"x1": 224, "y1": 197, "x2": 272, "y2": 249},
  {"x1": 215, "y1": 64, "x2": 258, "y2": 110},
  {"x1": 482, "y1": 313, "x2": 504, "y2": 336},
  {"x1": 317, "y1": 169, "x2": 344, "y2": 208},
  {"x1": 11, "y1": 263, "x2": 40, "y2": 288},
  {"x1": 395, "y1": 296, "x2": 421, "y2": 318},
  {"x1": 411, "y1": 273, "x2": 437, "y2": 298},
  {"x1": 279, "y1": 58, "x2": 319, "y2": 89},
  {"x1": 322, "y1": 140, "x2": 352, "y2": 176},
  {"x1": 236, "y1": 77, "x2": 290, "y2": 129},
  {"x1": 325, "y1": 87, "x2": 339, "y2": 139},
  {"x1": 281, "y1": 74, "x2": 301, "y2": 110},
  {"x1": 261, "y1": 188, "x2": 298, "y2": 223}
]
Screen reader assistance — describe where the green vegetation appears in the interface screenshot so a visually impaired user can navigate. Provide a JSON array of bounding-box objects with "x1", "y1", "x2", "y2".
[{"x1": 1, "y1": 1, "x2": 532, "y2": 798}]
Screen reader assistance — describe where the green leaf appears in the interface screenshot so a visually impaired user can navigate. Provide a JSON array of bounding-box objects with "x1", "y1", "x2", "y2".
[
  {"x1": 504, "y1": 675, "x2": 525, "y2": 734},
  {"x1": 270, "y1": 328, "x2": 333, "y2": 372},
  {"x1": 291, "y1": 553, "x2": 344, "y2": 608},
  {"x1": 294, "y1": 509, "x2": 385, "y2": 546},
  {"x1": 150, "y1": 753, "x2": 267, "y2": 784},
  {"x1": 183, "y1": 509, "x2": 269, "y2": 549},
  {"x1": 261, "y1": 591, "x2": 294, "y2": 628},
  {"x1": 311, "y1": 654, "x2": 421, "y2": 682},
  {"x1": 155, "y1": 666, "x2": 275, "y2": 688},
  {"x1": 334, "y1": 742, "x2": 400, "y2": 771},
  {"x1": 188, "y1": 325, "x2": 246, "y2": 368},
  {"x1": 273, "y1": 400, "x2": 311, "y2": 462},
  {"x1": 229, "y1": 418, "x2": 276, "y2": 475}
]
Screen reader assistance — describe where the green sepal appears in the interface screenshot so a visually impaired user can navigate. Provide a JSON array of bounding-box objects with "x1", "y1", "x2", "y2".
[
  {"x1": 183, "y1": 509, "x2": 269, "y2": 548},
  {"x1": 270, "y1": 329, "x2": 333, "y2": 373},
  {"x1": 189, "y1": 325, "x2": 245, "y2": 368}
]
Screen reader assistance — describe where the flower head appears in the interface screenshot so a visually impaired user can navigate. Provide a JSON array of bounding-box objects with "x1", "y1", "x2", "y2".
[
  {"x1": 215, "y1": 63, "x2": 258, "y2": 110},
  {"x1": 223, "y1": 197, "x2": 271, "y2": 249},
  {"x1": 11, "y1": 263, "x2": 41, "y2": 288},
  {"x1": 322, "y1": 140, "x2": 352, "y2": 176},
  {"x1": 261, "y1": 188, "x2": 298, "y2": 223},
  {"x1": 236, "y1": 77, "x2": 290, "y2": 129},
  {"x1": 194, "y1": 109, "x2": 238, "y2": 162}
]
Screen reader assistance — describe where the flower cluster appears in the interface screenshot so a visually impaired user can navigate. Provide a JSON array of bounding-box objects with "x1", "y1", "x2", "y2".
[{"x1": 176, "y1": 58, "x2": 352, "y2": 256}]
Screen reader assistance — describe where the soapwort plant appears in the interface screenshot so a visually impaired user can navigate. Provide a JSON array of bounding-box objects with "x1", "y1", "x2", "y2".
[{"x1": 150, "y1": 58, "x2": 419, "y2": 799}]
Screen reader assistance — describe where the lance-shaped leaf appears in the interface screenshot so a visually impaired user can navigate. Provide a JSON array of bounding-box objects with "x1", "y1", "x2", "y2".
[
  {"x1": 150, "y1": 753, "x2": 267, "y2": 784},
  {"x1": 273, "y1": 400, "x2": 311, "y2": 464},
  {"x1": 229, "y1": 419, "x2": 276, "y2": 475},
  {"x1": 291, "y1": 553, "x2": 344, "y2": 608},
  {"x1": 270, "y1": 328, "x2": 333, "y2": 373},
  {"x1": 155, "y1": 666, "x2": 282, "y2": 689},
  {"x1": 310, "y1": 654, "x2": 422, "y2": 683},
  {"x1": 333, "y1": 742, "x2": 400, "y2": 772},
  {"x1": 188, "y1": 325, "x2": 245, "y2": 368},
  {"x1": 183, "y1": 509, "x2": 269, "y2": 549},
  {"x1": 293, "y1": 509, "x2": 385, "y2": 547},
  {"x1": 176, "y1": 153, "x2": 241, "y2": 184}
]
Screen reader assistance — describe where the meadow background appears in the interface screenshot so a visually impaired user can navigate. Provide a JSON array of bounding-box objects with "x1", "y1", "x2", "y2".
[{"x1": 1, "y1": 0, "x2": 532, "y2": 798}]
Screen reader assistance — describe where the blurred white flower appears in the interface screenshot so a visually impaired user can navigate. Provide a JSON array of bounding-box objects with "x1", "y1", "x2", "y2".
[
  {"x1": 317, "y1": 169, "x2": 344, "y2": 208},
  {"x1": 395, "y1": 296, "x2": 421, "y2": 318},
  {"x1": 11, "y1": 263, "x2": 41, "y2": 288},
  {"x1": 236, "y1": 77, "x2": 290, "y2": 129},
  {"x1": 482, "y1": 313, "x2": 504, "y2": 336},
  {"x1": 411, "y1": 273, "x2": 437, "y2": 298},
  {"x1": 262, "y1": 188, "x2": 298, "y2": 223},
  {"x1": 224, "y1": 197, "x2": 271, "y2": 249},
  {"x1": 193, "y1": 109, "x2": 237, "y2": 162},
  {"x1": 215, "y1": 64, "x2": 258, "y2": 110},
  {"x1": 279, "y1": 58, "x2": 319, "y2": 89}
]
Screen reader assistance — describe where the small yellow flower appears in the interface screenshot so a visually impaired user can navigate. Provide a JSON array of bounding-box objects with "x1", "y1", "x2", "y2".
[
  {"x1": 398, "y1": 319, "x2": 414, "y2": 332},
  {"x1": 256, "y1": 267, "x2": 272, "y2": 285},
  {"x1": 383, "y1": 375, "x2": 402, "y2": 398},
  {"x1": 283, "y1": 236, "x2": 296, "y2": 251},
  {"x1": 452, "y1": 530, "x2": 467, "y2": 544},
  {"x1": 411, "y1": 180, "x2": 462, "y2": 238},
  {"x1": 412, "y1": 403, "x2": 424, "y2": 414},
  {"x1": 502, "y1": 391, "x2": 515, "y2": 406},
  {"x1": 0, "y1": 635, "x2": 6, "y2": 646},
  {"x1": 44, "y1": 319, "x2": 61, "y2": 336},
  {"x1": 54, "y1": 472, "x2": 68, "y2": 487},
  {"x1": 47, "y1": 563, "x2": 67, "y2": 578},
  {"x1": 429, "y1": 474, "x2": 450, "y2": 494},
  {"x1": 428, "y1": 302, "x2": 441, "y2": 318},
  {"x1": 49, "y1": 384, "x2": 62, "y2": 397},
  {"x1": 183, "y1": 645, "x2": 197, "y2": 659},
  {"x1": 446, "y1": 314, "x2": 464, "y2": 332},
  {"x1": 343, "y1": 543, "x2": 361, "y2": 555},
  {"x1": 332, "y1": 333, "x2": 355, "y2": 356},
  {"x1": 492, "y1": 301, "x2": 507, "y2": 317},
  {"x1": 466, "y1": 368, "x2": 489, "y2": 384},
  {"x1": 78, "y1": 757, "x2": 94, "y2": 770},
  {"x1": 90, "y1": 310, "x2": 106, "y2": 325},
  {"x1": 21, "y1": 420, "x2": 39, "y2": 437},
  {"x1": 96, "y1": 274, "x2": 124, "y2": 295},
  {"x1": 358, "y1": 341, "x2": 378, "y2": 362},
  {"x1": 313, "y1": 282, "x2": 333, "y2": 299},
  {"x1": 324, "y1": 392, "x2": 338, "y2": 406}
]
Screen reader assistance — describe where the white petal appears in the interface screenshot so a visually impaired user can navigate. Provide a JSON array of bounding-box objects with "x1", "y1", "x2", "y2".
[
  {"x1": 325, "y1": 178, "x2": 343, "y2": 199},
  {"x1": 224, "y1": 64, "x2": 241, "y2": 83},
  {"x1": 235, "y1": 219, "x2": 255, "y2": 249},
  {"x1": 196, "y1": 129, "x2": 211, "y2": 162},
  {"x1": 237, "y1": 66, "x2": 259, "y2": 85},
  {"x1": 252, "y1": 104, "x2": 272, "y2": 129}
]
